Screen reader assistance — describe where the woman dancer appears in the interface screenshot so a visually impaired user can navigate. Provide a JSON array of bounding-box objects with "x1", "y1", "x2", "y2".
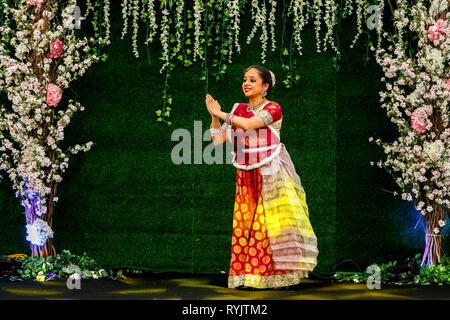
[{"x1": 206, "y1": 65, "x2": 318, "y2": 289}]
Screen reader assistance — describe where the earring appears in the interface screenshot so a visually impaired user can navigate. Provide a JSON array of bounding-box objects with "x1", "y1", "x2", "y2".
[{"x1": 262, "y1": 90, "x2": 267, "y2": 98}]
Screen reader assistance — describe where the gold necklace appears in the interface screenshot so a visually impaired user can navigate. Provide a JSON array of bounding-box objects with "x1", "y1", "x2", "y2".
[{"x1": 246, "y1": 98, "x2": 267, "y2": 113}]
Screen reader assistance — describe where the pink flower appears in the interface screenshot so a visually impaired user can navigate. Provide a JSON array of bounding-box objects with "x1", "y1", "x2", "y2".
[
  {"x1": 46, "y1": 39, "x2": 63, "y2": 59},
  {"x1": 428, "y1": 19, "x2": 449, "y2": 43},
  {"x1": 428, "y1": 26, "x2": 441, "y2": 42},
  {"x1": 33, "y1": 19, "x2": 45, "y2": 31},
  {"x1": 446, "y1": 78, "x2": 450, "y2": 91},
  {"x1": 411, "y1": 108, "x2": 427, "y2": 133},
  {"x1": 26, "y1": 0, "x2": 44, "y2": 5},
  {"x1": 46, "y1": 83, "x2": 62, "y2": 107},
  {"x1": 436, "y1": 19, "x2": 446, "y2": 33}
]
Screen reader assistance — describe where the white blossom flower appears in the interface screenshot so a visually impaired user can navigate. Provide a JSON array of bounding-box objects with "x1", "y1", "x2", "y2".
[
  {"x1": 423, "y1": 140, "x2": 445, "y2": 162},
  {"x1": 26, "y1": 218, "x2": 54, "y2": 246}
]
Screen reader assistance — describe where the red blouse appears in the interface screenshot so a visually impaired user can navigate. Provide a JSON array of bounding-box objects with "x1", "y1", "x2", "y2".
[{"x1": 226, "y1": 101, "x2": 283, "y2": 169}]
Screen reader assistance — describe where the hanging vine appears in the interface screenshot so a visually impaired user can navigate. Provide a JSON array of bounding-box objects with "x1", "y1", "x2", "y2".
[
  {"x1": 211, "y1": 0, "x2": 228, "y2": 81},
  {"x1": 155, "y1": 1, "x2": 174, "y2": 125},
  {"x1": 201, "y1": 0, "x2": 213, "y2": 95},
  {"x1": 117, "y1": 0, "x2": 392, "y2": 125},
  {"x1": 0, "y1": 0, "x2": 395, "y2": 125}
]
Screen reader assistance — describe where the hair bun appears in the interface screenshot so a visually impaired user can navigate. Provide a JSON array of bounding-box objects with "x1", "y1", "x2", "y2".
[{"x1": 269, "y1": 70, "x2": 276, "y2": 87}]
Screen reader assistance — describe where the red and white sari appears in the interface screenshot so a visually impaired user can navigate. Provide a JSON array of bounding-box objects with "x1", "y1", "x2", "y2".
[{"x1": 221, "y1": 101, "x2": 319, "y2": 289}]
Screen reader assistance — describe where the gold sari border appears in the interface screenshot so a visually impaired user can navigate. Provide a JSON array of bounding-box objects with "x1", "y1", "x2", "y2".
[{"x1": 228, "y1": 270, "x2": 309, "y2": 289}]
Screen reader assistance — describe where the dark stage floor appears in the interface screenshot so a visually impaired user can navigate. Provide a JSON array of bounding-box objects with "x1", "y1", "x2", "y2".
[{"x1": 0, "y1": 272, "x2": 449, "y2": 300}]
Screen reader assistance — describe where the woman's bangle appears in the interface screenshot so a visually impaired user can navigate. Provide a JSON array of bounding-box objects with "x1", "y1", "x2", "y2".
[
  {"x1": 225, "y1": 113, "x2": 231, "y2": 125},
  {"x1": 225, "y1": 113, "x2": 235, "y2": 125},
  {"x1": 210, "y1": 124, "x2": 222, "y2": 134}
]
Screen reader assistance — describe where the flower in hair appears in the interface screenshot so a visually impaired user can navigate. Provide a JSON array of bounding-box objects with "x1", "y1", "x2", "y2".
[{"x1": 269, "y1": 70, "x2": 276, "y2": 87}]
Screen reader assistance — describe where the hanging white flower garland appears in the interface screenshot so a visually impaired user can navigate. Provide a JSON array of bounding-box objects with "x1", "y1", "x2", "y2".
[
  {"x1": 350, "y1": 0, "x2": 365, "y2": 49},
  {"x1": 121, "y1": 0, "x2": 130, "y2": 40},
  {"x1": 323, "y1": 0, "x2": 340, "y2": 54},
  {"x1": 77, "y1": 0, "x2": 390, "y2": 124},
  {"x1": 144, "y1": 0, "x2": 157, "y2": 45},
  {"x1": 226, "y1": 0, "x2": 241, "y2": 63},
  {"x1": 132, "y1": 0, "x2": 140, "y2": 58},
  {"x1": 287, "y1": 0, "x2": 308, "y2": 56},
  {"x1": 193, "y1": 0, "x2": 205, "y2": 62},
  {"x1": 103, "y1": 0, "x2": 111, "y2": 45},
  {"x1": 159, "y1": 5, "x2": 170, "y2": 73},
  {"x1": 247, "y1": 0, "x2": 262, "y2": 46},
  {"x1": 117, "y1": 0, "x2": 386, "y2": 74},
  {"x1": 172, "y1": 0, "x2": 185, "y2": 59},
  {"x1": 312, "y1": 0, "x2": 324, "y2": 53},
  {"x1": 268, "y1": 0, "x2": 277, "y2": 53},
  {"x1": 259, "y1": 0, "x2": 268, "y2": 63}
]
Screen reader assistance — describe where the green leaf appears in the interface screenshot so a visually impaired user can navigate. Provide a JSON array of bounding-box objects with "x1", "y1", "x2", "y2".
[{"x1": 156, "y1": 110, "x2": 162, "y2": 116}]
